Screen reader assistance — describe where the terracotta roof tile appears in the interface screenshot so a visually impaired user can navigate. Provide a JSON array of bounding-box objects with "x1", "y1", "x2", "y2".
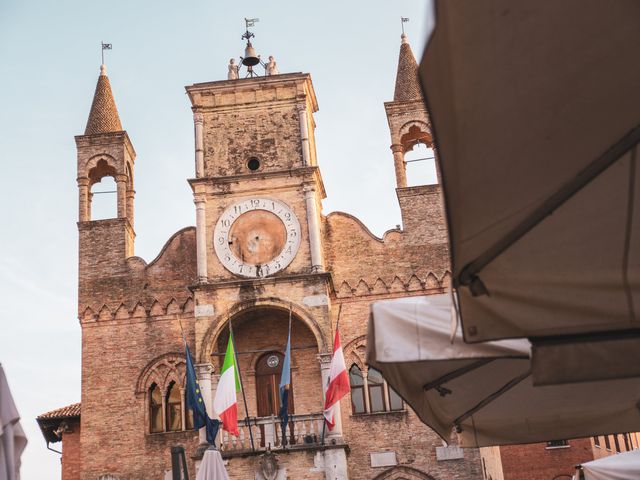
[
  {"x1": 37, "y1": 402, "x2": 81, "y2": 420},
  {"x1": 84, "y1": 65, "x2": 123, "y2": 135},
  {"x1": 393, "y1": 35, "x2": 423, "y2": 102}
]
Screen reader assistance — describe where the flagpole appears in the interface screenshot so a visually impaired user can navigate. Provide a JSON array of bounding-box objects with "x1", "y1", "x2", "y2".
[
  {"x1": 321, "y1": 303, "x2": 342, "y2": 445},
  {"x1": 281, "y1": 307, "x2": 293, "y2": 448},
  {"x1": 228, "y1": 318, "x2": 256, "y2": 452}
]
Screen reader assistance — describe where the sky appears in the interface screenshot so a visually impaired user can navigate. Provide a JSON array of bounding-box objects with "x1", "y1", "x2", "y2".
[{"x1": 0, "y1": 1, "x2": 434, "y2": 478}]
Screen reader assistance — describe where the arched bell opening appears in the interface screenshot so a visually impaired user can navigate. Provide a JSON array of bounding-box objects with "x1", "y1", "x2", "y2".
[{"x1": 401, "y1": 125, "x2": 438, "y2": 186}]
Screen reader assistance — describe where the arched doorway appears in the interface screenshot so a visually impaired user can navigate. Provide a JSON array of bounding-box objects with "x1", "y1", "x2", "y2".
[
  {"x1": 255, "y1": 351, "x2": 295, "y2": 417},
  {"x1": 211, "y1": 306, "x2": 324, "y2": 450},
  {"x1": 255, "y1": 351, "x2": 295, "y2": 447}
]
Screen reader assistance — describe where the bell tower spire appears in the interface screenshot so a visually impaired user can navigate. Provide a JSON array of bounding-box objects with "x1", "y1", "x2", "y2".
[
  {"x1": 75, "y1": 63, "x2": 136, "y2": 302},
  {"x1": 84, "y1": 64, "x2": 123, "y2": 135},
  {"x1": 384, "y1": 32, "x2": 432, "y2": 188}
]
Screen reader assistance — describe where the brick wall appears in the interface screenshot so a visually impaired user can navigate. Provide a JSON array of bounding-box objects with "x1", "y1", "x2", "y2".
[
  {"x1": 498, "y1": 440, "x2": 593, "y2": 480},
  {"x1": 62, "y1": 420, "x2": 81, "y2": 480}
]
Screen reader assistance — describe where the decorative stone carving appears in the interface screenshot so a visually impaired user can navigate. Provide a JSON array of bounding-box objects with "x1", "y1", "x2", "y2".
[
  {"x1": 258, "y1": 450, "x2": 279, "y2": 480},
  {"x1": 265, "y1": 56, "x2": 279, "y2": 76},
  {"x1": 228, "y1": 59, "x2": 238, "y2": 80}
]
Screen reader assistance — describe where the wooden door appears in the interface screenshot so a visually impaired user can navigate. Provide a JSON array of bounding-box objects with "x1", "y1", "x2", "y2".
[{"x1": 255, "y1": 352, "x2": 294, "y2": 446}]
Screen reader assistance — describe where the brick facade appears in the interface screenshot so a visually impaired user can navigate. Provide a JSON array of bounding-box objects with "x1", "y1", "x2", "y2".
[{"x1": 46, "y1": 36, "x2": 486, "y2": 480}]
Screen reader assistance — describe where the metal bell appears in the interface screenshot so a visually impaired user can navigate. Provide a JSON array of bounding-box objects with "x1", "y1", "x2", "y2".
[{"x1": 242, "y1": 42, "x2": 260, "y2": 67}]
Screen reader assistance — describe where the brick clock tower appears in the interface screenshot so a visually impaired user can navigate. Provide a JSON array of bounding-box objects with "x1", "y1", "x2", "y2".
[{"x1": 38, "y1": 32, "x2": 483, "y2": 480}]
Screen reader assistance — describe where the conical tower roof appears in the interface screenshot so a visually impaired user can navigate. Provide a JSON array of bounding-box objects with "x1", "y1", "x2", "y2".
[
  {"x1": 84, "y1": 65, "x2": 123, "y2": 135},
  {"x1": 393, "y1": 34, "x2": 423, "y2": 102}
]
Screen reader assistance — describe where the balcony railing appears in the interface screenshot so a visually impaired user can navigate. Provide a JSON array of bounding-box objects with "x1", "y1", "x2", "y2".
[{"x1": 219, "y1": 413, "x2": 325, "y2": 453}]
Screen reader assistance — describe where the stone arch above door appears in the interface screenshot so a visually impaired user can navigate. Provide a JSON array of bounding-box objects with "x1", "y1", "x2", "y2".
[{"x1": 372, "y1": 465, "x2": 436, "y2": 480}]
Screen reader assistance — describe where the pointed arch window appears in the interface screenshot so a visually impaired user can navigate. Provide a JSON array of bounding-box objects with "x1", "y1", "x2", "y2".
[
  {"x1": 149, "y1": 384, "x2": 163, "y2": 433},
  {"x1": 349, "y1": 365, "x2": 366, "y2": 414},
  {"x1": 166, "y1": 382, "x2": 182, "y2": 431}
]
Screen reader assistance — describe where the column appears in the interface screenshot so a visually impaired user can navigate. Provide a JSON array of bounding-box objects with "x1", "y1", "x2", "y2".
[
  {"x1": 317, "y1": 353, "x2": 343, "y2": 438},
  {"x1": 126, "y1": 189, "x2": 135, "y2": 228},
  {"x1": 391, "y1": 144, "x2": 407, "y2": 188},
  {"x1": 304, "y1": 186, "x2": 324, "y2": 272},
  {"x1": 161, "y1": 390, "x2": 167, "y2": 432},
  {"x1": 194, "y1": 195, "x2": 208, "y2": 283},
  {"x1": 298, "y1": 105, "x2": 311, "y2": 166},
  {"x1": 115, "y1": 174, "x2": 127, "y2": 218},
  {"x1": 180, "y1": 387, "x2": 186, "y2": 430},
  {"x1": 77, "y1": 177, "x2": 90, "y2": 221},
  {"x1": 194, "y1": 113, "x2": 205, "y2": 177},
  {"x1": 195, "y1": 363, "x2": 213, "y2": 445}
]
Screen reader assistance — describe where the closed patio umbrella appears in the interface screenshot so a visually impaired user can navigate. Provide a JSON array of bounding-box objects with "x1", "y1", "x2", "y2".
[
  {"x1": 420, "y1": 0, "x2": 640, "y2": 385},
  {"x1": 196, "y1": 448, "x2": 229, "y2": 480},
  {"x1": 367, "y1": 295, "x2": 640, "y2": 447}
]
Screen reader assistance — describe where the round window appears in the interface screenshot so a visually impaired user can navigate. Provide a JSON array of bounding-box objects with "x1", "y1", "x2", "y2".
[
  {"x1": 266, "y1": 355, "x2": 279, "y2": 368},
  {"x1": 247, "y1": 157, "x2": 261, "y2": 171}
]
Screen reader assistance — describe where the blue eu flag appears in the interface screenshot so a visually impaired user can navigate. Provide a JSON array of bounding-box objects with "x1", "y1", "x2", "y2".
[
  {"x1": 278, "y1": 322, "x2": 292, "y2": 446},
  {"x1": 185, "y1": 344, "x2": 220, "y2": 445}
]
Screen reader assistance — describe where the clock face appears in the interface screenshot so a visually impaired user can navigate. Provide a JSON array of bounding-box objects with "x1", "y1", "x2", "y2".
[{"x1": 214, "y1": 198, "x2": 301, "y2": 278}]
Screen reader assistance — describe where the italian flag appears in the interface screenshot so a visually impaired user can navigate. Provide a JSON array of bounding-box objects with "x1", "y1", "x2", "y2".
[
  {"x1": 213, "y1": 333, "x2": 241, "y2": 436},
  {"x1": 323, "y1": 328, "x2": 350, "y2": 430}
]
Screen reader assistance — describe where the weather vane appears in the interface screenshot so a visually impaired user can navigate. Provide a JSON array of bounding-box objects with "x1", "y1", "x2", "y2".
[
  {"x1": 226, "y1": 17, "x2": 279, "y2": 79},
  {"x1": 401, "y1": 17, "x2": 409, "y2": 35},
  {"x1": 101, "y1": 41, "x2": 112, "y2": 65}
]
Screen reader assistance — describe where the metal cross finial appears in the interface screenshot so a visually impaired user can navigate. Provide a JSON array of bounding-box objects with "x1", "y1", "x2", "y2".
[
  {"x1": 401, "y1": 17, "x2": 409, "y2": 35},
  {"x1": 101, "y1": 41, "x2": 112, "y2": 65}
]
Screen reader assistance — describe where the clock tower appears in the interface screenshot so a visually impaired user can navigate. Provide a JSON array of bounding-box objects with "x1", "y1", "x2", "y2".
[
  {"x1": 185, "y1": 66, "x2": 345, "y2": 466},
  {"x1": 186, "y1": 72, "x2": 324, "y2": 284}
]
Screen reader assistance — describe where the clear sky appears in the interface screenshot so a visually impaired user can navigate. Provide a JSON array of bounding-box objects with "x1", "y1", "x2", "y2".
[{"x1": 0, "y1": 1, "x2": 433, "y2": 478}]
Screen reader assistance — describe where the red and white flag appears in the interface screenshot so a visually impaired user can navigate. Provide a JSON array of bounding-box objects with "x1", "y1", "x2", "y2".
[{"x1": 323, "y1": 328, "x2": 350, "y2": 430}]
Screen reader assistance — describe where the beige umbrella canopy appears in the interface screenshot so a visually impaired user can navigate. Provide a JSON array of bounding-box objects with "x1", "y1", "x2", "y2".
[
  {"x1": 419, "y1": 0, "x2": 640, "y2": 358},
  {"x1": 367, "y1": 296, "x2": 640, "y2": 447}
]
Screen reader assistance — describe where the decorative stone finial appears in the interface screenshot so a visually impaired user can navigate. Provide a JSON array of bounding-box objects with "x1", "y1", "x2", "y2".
[
  {"x1": 401, "y1": 33, "x2": 408, "y2": 44},
  {"x1": 100, "y1": 64, "x2": 107, "y2": 76}
]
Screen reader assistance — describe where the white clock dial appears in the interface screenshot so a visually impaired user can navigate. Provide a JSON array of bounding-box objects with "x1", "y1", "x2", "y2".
[{"x1": 213, "y1": 198, "x2": 301, "y2": 278}]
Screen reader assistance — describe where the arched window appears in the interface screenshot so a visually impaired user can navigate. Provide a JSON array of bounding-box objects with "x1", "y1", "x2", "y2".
[
  {"x1": 166, "y1": 382, "x2": 182, "y2": 431},
  {"x1": 367, "y1": 367, "x2": 386, "y2": 412},
  {"x1": 388, "y1": 385, "x2": 404, "y2": 411},
  {"x1": 149, "y1": 384, "x2": 163, "y2": 433},
  {"x1": 349, "y1": 365, "x2": 366, "y2": 414},
  {"x1": 348, "y1": 362, "x2": 403, "y2": 415}
]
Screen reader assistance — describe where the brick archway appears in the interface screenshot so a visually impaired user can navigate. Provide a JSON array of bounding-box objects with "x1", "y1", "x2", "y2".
[
  {"x1": 199, "y1": 297, "x2": 328, "y2": 363},
  {"x1": 372, "y1": 466, "x2": 436, "y2": 480}
]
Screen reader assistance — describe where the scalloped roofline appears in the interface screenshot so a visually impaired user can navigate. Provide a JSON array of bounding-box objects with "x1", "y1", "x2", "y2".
[
  {"x1": 325, "y1": 211, "x2": 401, "y2": 243},
  {"x1": 126, "y1": 226, "x2": 195, "y2": 269}
]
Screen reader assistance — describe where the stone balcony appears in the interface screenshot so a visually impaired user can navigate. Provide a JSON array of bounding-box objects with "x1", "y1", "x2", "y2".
[{"x1": 219, "y1": 412, "x2": 345, "y2": 458}]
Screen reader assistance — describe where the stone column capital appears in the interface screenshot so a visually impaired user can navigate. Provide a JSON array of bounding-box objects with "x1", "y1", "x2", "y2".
[
  {"x1": 195, "y1": 363, "x2": 213, "y2": 377},
  {"x1": 296, "y1": 103, "x2": 307, "y2": 113},
  {"x1": 193, "y1": 112, "x2": 204, "y2": 124},
  {"x1": 316, "y1": 352, "x2": 332, "y2": 366},
  {"x1": 115, "y1": 173, "x2": 128, "y2": 183},
  {"x1": 390, "y1": 143, "x2": 405, "y2": 154},
  {"x1": 76, "y1": 177, "x2": 90, "y2": 187}
]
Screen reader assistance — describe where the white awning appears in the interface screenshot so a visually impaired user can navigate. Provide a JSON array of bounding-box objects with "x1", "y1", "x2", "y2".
[
  {"x1": 580, "y1": 449, "x2": 640, "y2": 480},
  {"x1": 367, "y1": 295, "x2": 640, "y2": 447},
  {"x1": 419, "y1": 0, "x2": 640, "y2": 344}
]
